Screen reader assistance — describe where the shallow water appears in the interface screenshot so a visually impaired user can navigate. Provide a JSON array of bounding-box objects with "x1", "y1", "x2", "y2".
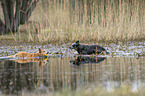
[
  {"x1": 0, "y1": 42, "x2": 144, "y2": 57},
  {"x1": 0, "y1": 42, "x2": 144, "y2": 95},
  {"x1": 0, "y1": 56, "x2": 145, "y2": 95}
]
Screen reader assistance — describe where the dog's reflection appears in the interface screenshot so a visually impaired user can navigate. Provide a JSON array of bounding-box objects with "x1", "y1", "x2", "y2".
[
  {"x1": 70, "y1": 56, "x2": 107, "y2": 66},
  {"x1": 14, "y1": 57, "x2": 49, "y2": 66}
]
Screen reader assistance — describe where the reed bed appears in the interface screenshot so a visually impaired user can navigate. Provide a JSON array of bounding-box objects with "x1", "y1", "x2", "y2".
[
  {"x1": 18, "y1": 0, "x2": 145, "y2": 44},
  {"x1": 51, "y1": 86, "x2": 145, "y2": 96},
  {"x1": 19, "y1": 85, "x2": 145, "y2": 96}
]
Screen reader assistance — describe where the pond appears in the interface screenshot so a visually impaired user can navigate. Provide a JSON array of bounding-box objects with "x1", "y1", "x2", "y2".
[{"x1": 0, "y1": 42, "x2": 144, "y2": 95}]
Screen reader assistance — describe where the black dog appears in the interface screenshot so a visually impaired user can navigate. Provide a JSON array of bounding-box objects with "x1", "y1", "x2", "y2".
[{"x1": 69, "y1": 40, "x2": 109, "y2": 55}]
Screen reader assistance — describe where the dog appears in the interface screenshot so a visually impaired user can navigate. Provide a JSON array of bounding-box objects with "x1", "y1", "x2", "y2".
[
  {"x1": 8, "y1": 48, "x2": 49, "y2": 58},
  {"x1": 69, "y1": 40, "x2": 109, "y2": 55}
]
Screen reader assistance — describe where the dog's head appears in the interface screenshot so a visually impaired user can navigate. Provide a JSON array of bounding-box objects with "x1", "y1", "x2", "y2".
[
  {"x1": 69, "y1": 40, "x2": 80, "y2": 50},
  {"x1": 37, "y1": 48, "x2": 49, "y2": 56}
]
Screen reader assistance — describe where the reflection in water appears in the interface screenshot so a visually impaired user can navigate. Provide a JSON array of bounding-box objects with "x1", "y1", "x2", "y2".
[
  {"x1": 14, "y1": 57, "x2": 49, "y2": 66},
  {"x1": 0, "y1": 58, "x2": 49, "y2": 94},
  {"x1": 0, "y1": 57, "x2": 144, "y2": 95},
  {"x1": 70, "y1": 56, "x2": 106, "y2": 66}
]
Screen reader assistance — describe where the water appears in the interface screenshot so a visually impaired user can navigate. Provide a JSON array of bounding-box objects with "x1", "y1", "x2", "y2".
[
  {"x1": 0, "y1": 57, "x2": 144, "y2": 95},
  {"x1": 0, "y1": 42, "x2": 144, "y2": 95}
]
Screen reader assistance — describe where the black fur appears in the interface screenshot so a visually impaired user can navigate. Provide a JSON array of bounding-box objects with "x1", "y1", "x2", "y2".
[{"x1": 69, "y1": 40, "x2": 109, "y2": 55}]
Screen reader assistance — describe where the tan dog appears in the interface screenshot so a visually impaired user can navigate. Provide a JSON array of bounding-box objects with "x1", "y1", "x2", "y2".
[{"x1": 8, "y1": 48, "x2": 48, "y2": 58}]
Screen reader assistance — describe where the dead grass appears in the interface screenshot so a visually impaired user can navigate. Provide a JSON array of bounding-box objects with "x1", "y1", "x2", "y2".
[
  {"x1": 20, "y1": 85, "x2": 145, "y2": 96},
  {"x1": 51, "y1": 86, "x2": 145, "y2": 96},
  {"x1": 1, "y1": 0, "x2": 145, "y2": 44}
]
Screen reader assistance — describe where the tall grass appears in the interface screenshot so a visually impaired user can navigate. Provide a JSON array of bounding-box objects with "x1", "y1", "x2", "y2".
[
  {"x1": 21, "y1": 86, "x2": 145, "y2": 96},
  {"x1": 51, "y1": 86, "x2": 145, "y2": 96},
  {"x1": 21, "y1": 0, "x2": 145, "y2": 44}
]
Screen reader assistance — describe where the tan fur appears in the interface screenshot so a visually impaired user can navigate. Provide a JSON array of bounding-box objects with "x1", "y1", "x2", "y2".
[{"x1": 8, "y1": 48, "x2": 48, "y2": 58}]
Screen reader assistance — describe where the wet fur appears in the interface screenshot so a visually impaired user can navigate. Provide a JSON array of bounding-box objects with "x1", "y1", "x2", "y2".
[
  {"x1": 8, "y1": 48, "x2": 48, "y2": 58},
  {"x1": 69, "y1": 40, "x2": 109, "y2": 55}
]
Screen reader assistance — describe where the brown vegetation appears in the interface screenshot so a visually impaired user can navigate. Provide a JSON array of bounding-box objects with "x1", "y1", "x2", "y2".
[{"x1": 1, "y1": 0, "x2": 145, "y2": 44}]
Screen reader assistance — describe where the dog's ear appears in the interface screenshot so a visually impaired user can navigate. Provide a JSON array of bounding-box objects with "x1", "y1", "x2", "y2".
[
  {"x1": 38, "y1": 48, "x2": 42, "y2": 53},
  {"x1": 76, "y1": 40, "x2": 79, "y2": 44}
]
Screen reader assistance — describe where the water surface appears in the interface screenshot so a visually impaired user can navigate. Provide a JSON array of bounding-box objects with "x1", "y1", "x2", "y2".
[
  {"x1": 0, "y1": 42, "x2": 144, "y2": 95},
  {"x1": 0, "y1": 56, "x2": 144, "y2": 95}
]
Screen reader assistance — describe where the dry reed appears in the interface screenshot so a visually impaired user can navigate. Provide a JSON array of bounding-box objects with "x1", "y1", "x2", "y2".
[{"x1": 21, "y1": 0, "x2": 145, "y2": 44}]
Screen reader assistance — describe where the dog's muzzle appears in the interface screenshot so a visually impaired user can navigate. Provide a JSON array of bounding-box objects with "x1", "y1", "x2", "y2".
[
  {"x1": 44, "y1": 52, "x2": 49, "y2": 56},
  {"x1": 44, "y1": 54, "x2": 48, "y2": 56}
]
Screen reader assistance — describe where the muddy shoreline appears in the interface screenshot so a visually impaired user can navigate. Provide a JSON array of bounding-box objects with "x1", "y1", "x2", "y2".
[{"x1": 0, "y1": 41, "x2": 144, "y2": 57}]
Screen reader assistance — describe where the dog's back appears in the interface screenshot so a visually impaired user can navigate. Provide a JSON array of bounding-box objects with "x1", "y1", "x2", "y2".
[{"x1": 77, "y1": 45, "x2": 107, "y2": 54}]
